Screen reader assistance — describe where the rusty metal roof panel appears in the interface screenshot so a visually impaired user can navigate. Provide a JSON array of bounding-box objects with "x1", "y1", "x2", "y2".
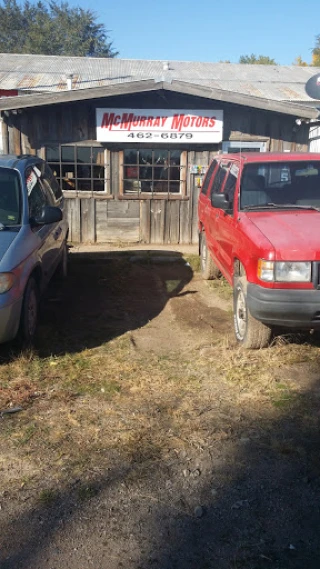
[{"x1": 0, "y1": 54, "x2": 318, "y2": 105}]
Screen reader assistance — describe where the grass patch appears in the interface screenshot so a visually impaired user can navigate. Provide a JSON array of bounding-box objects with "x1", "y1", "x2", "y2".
[
  {"x1": 184, "y1": 254, "x2": 200, "y2": 272},
  {"x1": 208, "y1": 276, "x2": 233, "y2": 301}
]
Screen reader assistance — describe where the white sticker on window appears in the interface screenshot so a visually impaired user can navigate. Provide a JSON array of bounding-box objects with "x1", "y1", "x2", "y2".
[
  {"x1": 26, "y1": 170, "x2": 38, "y2": 195},
  {"x1": 230, "y1": 164, "x2": 239, "y2": 178}
]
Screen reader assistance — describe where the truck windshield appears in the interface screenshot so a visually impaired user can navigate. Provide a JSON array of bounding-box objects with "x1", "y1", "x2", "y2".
[
  {"x1": 240, "y1": 161, "x2": 320, "y2": 210},
  {"x1": 0, "y1": 168, "x2": 21, "y2": 226}
]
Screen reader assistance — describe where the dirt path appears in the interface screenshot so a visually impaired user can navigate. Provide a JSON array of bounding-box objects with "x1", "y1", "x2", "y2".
[{"x1": 1, "y1": 248, "x2": 320, "y2": 569}]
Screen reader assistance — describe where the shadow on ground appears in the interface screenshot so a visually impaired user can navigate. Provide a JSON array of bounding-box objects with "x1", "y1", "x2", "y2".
[
  {"x1": 2, "y1": 374, "x2": 320, "y2": 568},
  {"x1": 0, "y1": 249, "x2": 194, "y2": 361}
]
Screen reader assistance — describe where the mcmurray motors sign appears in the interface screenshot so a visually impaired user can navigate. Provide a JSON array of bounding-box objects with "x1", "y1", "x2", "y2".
[{"x1": 96, "y1": 109, "x2": 223, "y2": 143}]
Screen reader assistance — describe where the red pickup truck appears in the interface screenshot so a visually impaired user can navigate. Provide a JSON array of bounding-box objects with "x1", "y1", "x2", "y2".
[{"x1": 198, "y1": 152, "x2": 320, "y2": 348}]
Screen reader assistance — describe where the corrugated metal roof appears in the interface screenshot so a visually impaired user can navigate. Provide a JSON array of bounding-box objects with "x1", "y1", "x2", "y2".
[{"x1": 0, "y1": 53, "x2": 319, "y2": 104}]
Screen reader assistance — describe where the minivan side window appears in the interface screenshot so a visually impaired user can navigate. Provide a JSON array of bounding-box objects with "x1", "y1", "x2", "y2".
[
  {"x1": 201, "y1": 159, "x2": 217, "y2": 195},
  {"x1": 26, "y1": 167, "x2": 50, "y2": 220},
  {"x1": 211, "y1": 162, "x2": 230, "y2": 196}
]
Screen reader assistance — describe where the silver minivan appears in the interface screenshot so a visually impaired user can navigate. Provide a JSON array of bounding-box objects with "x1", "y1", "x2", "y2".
[{"x1": 0, "y1": 154, "x2": 68, "y2": 345}]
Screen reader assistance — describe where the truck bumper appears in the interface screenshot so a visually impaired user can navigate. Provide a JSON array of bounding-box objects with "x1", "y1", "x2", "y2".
[{"x1": 247, "y1": 284, "x2": 320, "y2": 328}]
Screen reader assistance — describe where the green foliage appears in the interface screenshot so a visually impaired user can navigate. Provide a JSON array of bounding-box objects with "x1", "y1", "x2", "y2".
[
  {"x1": 239, "y1": 54, "x2": 277, "y2": 65},
  {"x1": 0, "y1": 0, "x2": 118, "y2": 57},
  {"x1": 293, "y1": 55, "x2": 309, "y2": 66},
  {"x1": 312, "y1": 36, "x2": 320, "y2": 66}
]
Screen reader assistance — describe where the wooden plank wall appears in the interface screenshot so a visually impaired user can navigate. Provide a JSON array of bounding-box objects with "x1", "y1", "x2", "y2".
[{"x1": 7, "y1": 95, "x2": 311, "y2": 245}]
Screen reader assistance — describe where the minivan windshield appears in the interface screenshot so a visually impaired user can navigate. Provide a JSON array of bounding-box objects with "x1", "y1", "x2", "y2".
[
  {"x1": 239, "y1": 161, "x2": 320, "y2": 210},
  {"x1": 0, "y1": 168, "x2": 21, "y2": 227}
]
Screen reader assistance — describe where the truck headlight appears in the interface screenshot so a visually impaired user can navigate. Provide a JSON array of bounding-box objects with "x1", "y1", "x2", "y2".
[
  {"x1": 0, "y1": 272, "x2": 15, "y2": 293},
  {"x1": 258, "y1": 260, "x2": 311, "y2": 282}
]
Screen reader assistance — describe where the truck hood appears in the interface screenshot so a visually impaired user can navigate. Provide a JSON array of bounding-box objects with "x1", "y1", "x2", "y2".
[
  {"x1": 0, "y1": 230, "x2": 19, "y2": 263},
  {"x1": 246, "y1": 210, "x2": 320, "y2": 260}
]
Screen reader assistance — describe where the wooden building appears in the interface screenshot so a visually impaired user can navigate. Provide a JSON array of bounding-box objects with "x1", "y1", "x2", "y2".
[{"x1": 0, "y1": 59, "x2": 318, "y2": 244}]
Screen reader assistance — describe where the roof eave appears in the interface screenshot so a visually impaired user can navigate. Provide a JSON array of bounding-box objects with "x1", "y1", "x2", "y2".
[{"x1": 0, "y1": 78, "x2": 318, "y2": 120}]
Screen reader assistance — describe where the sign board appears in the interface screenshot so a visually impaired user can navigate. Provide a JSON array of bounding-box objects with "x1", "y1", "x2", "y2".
[
  {"x1": 305, "y1": 73, "x2": 320, "y2": 100},
  {"x1": 96, "y1": 109, "x2": 223, "y2": 144}
]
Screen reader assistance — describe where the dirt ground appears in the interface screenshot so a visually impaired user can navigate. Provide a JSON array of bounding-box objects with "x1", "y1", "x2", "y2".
[{"x1": 1, "y1": 245, "x2": 320, "y2": 569}]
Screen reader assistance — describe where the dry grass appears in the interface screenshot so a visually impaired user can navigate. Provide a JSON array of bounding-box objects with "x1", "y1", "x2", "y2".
[{"x1": 1, "y1": 252, "x2": 320, "y2": 503}]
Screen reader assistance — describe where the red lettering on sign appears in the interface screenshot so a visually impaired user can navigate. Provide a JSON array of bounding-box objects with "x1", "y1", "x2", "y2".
[
  {"x1": 101, "y1": 113, "x2": 115, "y2": 129},
  {"x1": 171, "y1": 114, "x2": 184, "y2": 130},
  {"x1": 120, "y1": 113, "x2": 134, "y2": 130},
  {"x1": 209, "y1": 117, "x2": 216, "y2": 127}
]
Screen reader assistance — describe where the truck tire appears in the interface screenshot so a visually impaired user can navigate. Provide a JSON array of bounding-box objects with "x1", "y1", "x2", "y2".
[
  {"x1": 200, "y1": 232, "x2": 220, "y2": 280},
  {"x1": 233, "y1": 276, "x2": 272, "y2": 349}
]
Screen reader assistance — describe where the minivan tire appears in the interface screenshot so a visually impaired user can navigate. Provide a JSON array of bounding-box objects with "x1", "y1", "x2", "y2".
[
  {"x1": 233, "y1": 276, "x2": 272, "y2": 349},
  {"x1": 56, "y1": 241, "x2": 68, "y2": 279},
  {"x1": 19, "y1": 277, "x2": 39, "y2": 346},
  {"x1": 200, "y1": 232, "x2": 220, "y2": 280}
]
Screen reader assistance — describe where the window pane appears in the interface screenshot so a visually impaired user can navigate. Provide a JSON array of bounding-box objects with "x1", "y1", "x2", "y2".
[
  {"x1": 139, "y1": 150, "x2": 152, "y2": 164},
  {"x1": 93, "y1": 165, "x2": 104, "y2": 179},
  {"x1": 77, "y1": 164, "x2": 91, "y2": 178},
  {"x1": 124, "y1": 149, "x2": 138, "y2": 164},
  {"x1": 77, "y1": 147, "x2": 91, "y2": 163},
  {"x1": 93, "y1": 180, "x2": 105, "y2": 192},
  {"x1": 46, "y1": 146, "x2": 59, "y2": 162},
  {"x1": 154, "y1": 149, "x2": 168, "y2": 165},
  {"x1": 92, "y1": 148, "x2": 104, "y2": 165},
  {"x1": 77, "y1": 179, "x2": 92, "y2": 191},
  {"x1": 61, "y1": 146, "x2": 75, "y2": 162},
  {"x1": 48, "y1": 164, "x2": 61, "y2": 179}
]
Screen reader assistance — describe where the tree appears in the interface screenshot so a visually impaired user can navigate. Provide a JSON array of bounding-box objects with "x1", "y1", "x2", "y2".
[
  {"x1": 312, "y1": 39, "x2": 320, "y2": 66},
  {"x1": 239, "y1": 54, "x2": 277, "y2": 65},
  {"x1": 293, "y1": 56, "x2": 308, "y2": 66},
  {"x1": 0, "y1": 0, "x2": 118, "y2": 57}
]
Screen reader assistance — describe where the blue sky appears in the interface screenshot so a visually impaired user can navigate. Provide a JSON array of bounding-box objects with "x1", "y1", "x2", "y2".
[
  {"x1": 64, "y1": 0, "x2": 320, "y2": 65},
  {"x1": 72, "y1": 0, "x2": 319, "y2": 65}
]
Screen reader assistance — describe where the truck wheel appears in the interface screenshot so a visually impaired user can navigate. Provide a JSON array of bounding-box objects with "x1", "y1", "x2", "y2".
[
  {"x1": 19, "y1": 277, "x2": 39, "y2": 346},
  {"x1": 200, "y1": 232, "x2": 220, "y2": 280},
  {"x1": 233, "y1": 276, "x2": 272, "y2": 349}
]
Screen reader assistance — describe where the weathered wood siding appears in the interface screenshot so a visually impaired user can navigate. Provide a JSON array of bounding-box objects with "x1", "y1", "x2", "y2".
[{"x1": 3, "y1": 90, "x2": 311, "y2": 244}]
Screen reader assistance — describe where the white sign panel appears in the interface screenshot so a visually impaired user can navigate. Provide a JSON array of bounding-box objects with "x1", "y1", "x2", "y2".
[{"x1": 96, "y1": 108, "x2": 223, "y2": 144}]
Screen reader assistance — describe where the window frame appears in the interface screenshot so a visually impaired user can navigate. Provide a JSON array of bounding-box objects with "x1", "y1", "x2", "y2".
[
  {"x1": 119, "y1": 149, "x2": 187, "y2": 199},
  {"x1": 222, "y1": 140, "x2": 268, "y2": 153},
  {"x1": 43, "y1": 143, "x2": 110, "y2": 197}
]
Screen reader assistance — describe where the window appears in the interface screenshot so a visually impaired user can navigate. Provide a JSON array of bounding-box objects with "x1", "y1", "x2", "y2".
[
  {"x1": 26, "y1": 167, "x2": 50, "y2": 219},
  {"x1": 210, "y1": 162, "x2": 230, "y2": 196},
  {"x1": 222, "y1": 141, "x2": 268, "y2": 153},
  {"x1": 240, "y1": 161, "x2": 320, "y2": 209},
  {"x1": 46, "y1": 145, "x2": 108, "y2": 192},
  {"x1": 201, "y1": 159, "x2": 217, "y2": 195},
  {"x1": 121, "y1": 149, "x2": 186, "y2": 196},
  {"x1": 0, "y1": 169, "x2": 21, "y2": 226}
]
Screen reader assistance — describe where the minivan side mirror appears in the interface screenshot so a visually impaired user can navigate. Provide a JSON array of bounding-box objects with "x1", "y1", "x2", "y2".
[
  {"x1": 211, "y1": 193, "x2": 231, "y2": 211},
  {"x1": 31, "y1": 205, "x2": 62, "y2": 226}
]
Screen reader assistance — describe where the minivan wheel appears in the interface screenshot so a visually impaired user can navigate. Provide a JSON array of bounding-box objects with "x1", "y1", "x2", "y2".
[
  {"x1": 56, "y1": 241, "x2": 68, "y2": 279},
  {"x1": 200, "y1": 232, "x2": 220, "y2": 280},
  {"x1": 19, "y1": 277, "x2": 39, "y2": 346},
  {"x1": 233, "y1": 276, "x2": 272, "y2": 349}
]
